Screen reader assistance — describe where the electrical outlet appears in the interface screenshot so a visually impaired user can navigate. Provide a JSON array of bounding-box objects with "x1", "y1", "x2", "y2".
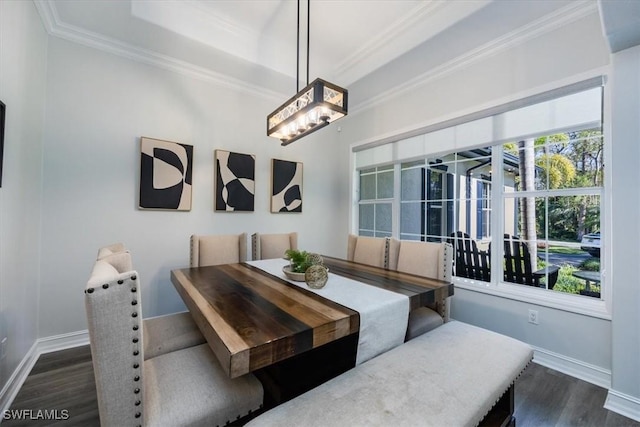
[
  {"x1": 0, "y1": 337, "x2": 7, "y2": 360},
  {"x1": 528, "y1": 309, "x2": 539, "y2": 325}
]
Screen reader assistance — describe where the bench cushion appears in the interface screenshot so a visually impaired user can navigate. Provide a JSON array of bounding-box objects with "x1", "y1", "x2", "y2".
[{"x1": 247, "y1": 320, "x2": 532, "y2": 427}]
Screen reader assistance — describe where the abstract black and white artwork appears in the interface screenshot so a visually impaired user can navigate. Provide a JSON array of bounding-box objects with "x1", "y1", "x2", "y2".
[
  {"x1": 271, "y1": 159, "x2": 302, "y2": 213},
  {"x1": 139, "y1": 137, "x2": 193, "y2": 210},
  {"x1": 215, "y1": 150, "x2": 255, "y2": 211}
]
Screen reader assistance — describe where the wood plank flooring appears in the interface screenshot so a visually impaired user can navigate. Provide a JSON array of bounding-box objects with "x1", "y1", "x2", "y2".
[
  {"x1": 4, "y1": 345, "x2": 639, "y2": 426},
  {"x1": 514, "y1": 362, "x2": 639, "y2": 427},
  {"x1": 4, "y1": 346, "x2": 98, "y2": 426}
]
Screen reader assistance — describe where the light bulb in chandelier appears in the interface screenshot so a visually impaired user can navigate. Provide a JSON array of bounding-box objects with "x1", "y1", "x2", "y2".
[
  {"x1": 319, "y1": 107, "x2": 330, "y2": 122},
  {"x1": 307, "y1": 110, "x2": 318, "y2": 127},
  {"x1": 297, "y1": 117, "x2": 307, "y2": 134}
]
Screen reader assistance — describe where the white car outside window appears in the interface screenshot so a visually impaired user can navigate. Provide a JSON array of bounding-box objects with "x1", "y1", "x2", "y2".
[{"x1": 580, "y1": 232, "x2": 600, "y2": 258}]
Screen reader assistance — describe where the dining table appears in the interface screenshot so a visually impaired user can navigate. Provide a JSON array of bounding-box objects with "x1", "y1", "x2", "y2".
[{"x1": 171, "y1": 255, "x2": 454, "y2": 404}]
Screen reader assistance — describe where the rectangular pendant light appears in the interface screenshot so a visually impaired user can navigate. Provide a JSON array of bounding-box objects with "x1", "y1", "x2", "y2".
[{"x1": 267, "y1": 78, "x2": 348, "y2": 146}]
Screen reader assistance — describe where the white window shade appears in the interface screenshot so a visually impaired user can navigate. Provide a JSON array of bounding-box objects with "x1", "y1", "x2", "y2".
[
  {"x1": 494, "y1": 88, "x2": 601, "y2": 142},
  {"x1": 355, "y1": 82, "x2": 603, "y2": 169}
]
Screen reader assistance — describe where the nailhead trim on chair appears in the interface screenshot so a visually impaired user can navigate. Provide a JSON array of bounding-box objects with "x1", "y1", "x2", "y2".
[
  {"x1": 251, "y1": 233, "x2": 259, "y2": 260},
  {"x1": 383, "y1": 238, "x2": 390, "y2": 269},
  {"x1": 85, "y1": 272, "x2": 144, "y2": 426},
  {"x1": 130, "y1": 274, "x2": 143, "y2": 427},
  {"x1": 190, "y1": 235, "x2": 196, "y2": 267},
  {"x1": 440, "y1": 243, "x2": 453, "y2": 321},
  {"x1": 442, "y1": 243, "x2": 453, "y2": 282}
]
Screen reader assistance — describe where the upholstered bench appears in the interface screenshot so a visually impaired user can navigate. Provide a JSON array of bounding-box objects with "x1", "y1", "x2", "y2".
[{"x1": 247, "y1": 320, "x2": 532, "y2": 427}]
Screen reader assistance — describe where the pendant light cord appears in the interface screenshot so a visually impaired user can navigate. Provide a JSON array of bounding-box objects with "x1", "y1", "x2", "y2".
[
  {"x1": 296, "y1": 0, "x2": 300, "y2": 92},
  {"x1": 295, "y1": 0, "x2": 311, "y2": 91},
  {"x1": 306, "y1": 0, "x2": 310, "y2": 86}
]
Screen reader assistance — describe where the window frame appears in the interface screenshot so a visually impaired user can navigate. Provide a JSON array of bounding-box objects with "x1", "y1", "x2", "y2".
[
  {"x1": 462, "y1": 142, "x2": 609, "y2": 320},
  {"x1": 350, "y1": 78, "x2": 611, "y2": 320},
  {"x1": 356, "y1": 164, "x2": 395, "y2": 238}
]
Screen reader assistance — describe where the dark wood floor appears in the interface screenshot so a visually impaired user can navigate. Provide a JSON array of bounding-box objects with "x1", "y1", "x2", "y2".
[
  {"x1": 4, "y1": 345, "x2": 639, "y2": 426},
  {"x1": 514, "y1": 362, "x2": 639, "y2": 427}
]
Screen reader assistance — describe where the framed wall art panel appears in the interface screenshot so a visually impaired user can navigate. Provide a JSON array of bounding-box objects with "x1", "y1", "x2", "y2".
[
  {"x1": 215, "y1": 149, "x2": 255, "y2": 211},
  {"x1": 139, "y1": 137, "x2": 193, "y2": 211},
  {"x1": 271, "y1": 159, "x2": 302, "y2": 213}
]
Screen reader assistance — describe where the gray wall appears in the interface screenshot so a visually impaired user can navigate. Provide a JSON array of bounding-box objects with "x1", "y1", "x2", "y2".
[
  {"x1": 37, "y1": 37, "x2": 351, "y2": 337},
  {"x1": 0, "y1": 1, "x2": 48, "y2": 392},
  {"x1": 609, "y1": 43, "x2": 640, "y2": 410}
]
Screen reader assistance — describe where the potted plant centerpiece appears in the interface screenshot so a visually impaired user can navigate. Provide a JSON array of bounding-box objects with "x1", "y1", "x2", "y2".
[
  {"x1": 283, "y1": 249, "x2": 328, "y2": 288},
  {"x1": 283, "y1": 249, "x2": 312, "y2": 277}
]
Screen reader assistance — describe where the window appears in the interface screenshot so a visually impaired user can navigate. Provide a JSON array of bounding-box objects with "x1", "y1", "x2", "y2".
[
  {"x1": 502, "y1": 131, "x2": 603, "y2": 296},
  {"x1": 358, "y1": 165, "x2": 394, "y2": 237},
  {"x1": 400, "y1": 160, "x2": 453, "y2": 241},
  {"x1": 353, "y1": 79, "x2": 606, "y2": 311}
]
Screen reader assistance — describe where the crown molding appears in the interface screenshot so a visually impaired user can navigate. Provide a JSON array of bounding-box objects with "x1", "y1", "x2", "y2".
[
  {"x1": 333, "y1": 1, "x2": 445, "y2": 82},
  {"x1": 334, "y1": 0, "x2": 491, "y2": 85},
  {"x1": 33, "y1": 0, "x2": 57, "y2": 34},
  {"x1": 32, "y1": 0, "x2": 286, "y2": 102},
  {"x1": 33, "y1": 0, "x2": 598, "y2": 110},
  {"x1": 350, "y1": 0, "x2": 599, "y2": 114},
  {"x1": 129, "y1": 0, "x2": 272, "y2": 72},
  {"x1": 182, "y1": 0, "x2": 259, "y2": 41}
]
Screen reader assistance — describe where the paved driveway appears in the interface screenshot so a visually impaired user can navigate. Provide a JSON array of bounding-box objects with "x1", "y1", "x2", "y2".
[{"x1": 545, "y1": 252, "x2": 591, "y2": 267}]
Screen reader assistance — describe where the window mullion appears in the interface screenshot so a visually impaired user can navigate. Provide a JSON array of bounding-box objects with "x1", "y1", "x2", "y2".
[
  {"x1": 492, "y1": 146, "x2": 504, "y2": 287},
  {"x1": 503, "y1": 187, "x2": 602, "y2": 198},
  {"x1": 392, "y1": 163, "x2": 401, "y2": 239}
]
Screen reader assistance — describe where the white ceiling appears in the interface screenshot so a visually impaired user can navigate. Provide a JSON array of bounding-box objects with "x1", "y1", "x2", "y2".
[
  {"x1": 598, "y1": 0, "x2": 640, "y2": 53},
  {"x1": 126, "y1": 0, "x2": 493, "y2": 86},
  {"x1": 35, "y1": 0, "x2": 635, "y2": 104}
]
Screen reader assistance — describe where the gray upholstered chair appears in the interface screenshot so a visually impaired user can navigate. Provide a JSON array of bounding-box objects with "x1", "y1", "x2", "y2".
[
  {"x1": 190, "y1": 233, "x2": 247, "y2": 267},
  {"x1": 96, "y1": 243, "x2": 206, "y2": 359},
  {"x1": 142, "y1": 312, "x2": 207, "y2": 360},
  {"x1": 388, "y1": 239, "x2": 453, "y2": 340},
  {"x1": 251, "y1": 232, "x2": 298, "y2": 260},
  {"x1": 84, "y1": 251, "x2": 263, "y2": 426},
  {"x1": 96, "y1": 242, "x2": 127, "y2": 260},
  {"x1": 346, "y1": 234, "x2": 390, "y2": 268}
]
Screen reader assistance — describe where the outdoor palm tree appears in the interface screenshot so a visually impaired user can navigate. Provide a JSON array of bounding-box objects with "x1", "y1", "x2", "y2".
[{"x1": 518, "y1": 138, "x2": 537, "y2": 269}]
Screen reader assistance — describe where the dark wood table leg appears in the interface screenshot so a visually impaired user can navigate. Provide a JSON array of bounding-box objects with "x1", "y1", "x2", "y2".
[{"x1": 255, "y1": 333, "x2": 359, "y2": 409}]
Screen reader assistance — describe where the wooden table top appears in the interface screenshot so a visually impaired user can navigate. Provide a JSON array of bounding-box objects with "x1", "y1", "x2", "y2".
[
  {"x1": 322, "y1": 256, "x2": 454, "y2": 311},
  {"x1": 171, "y1": 258, "x2": 453, "y2": 378}
]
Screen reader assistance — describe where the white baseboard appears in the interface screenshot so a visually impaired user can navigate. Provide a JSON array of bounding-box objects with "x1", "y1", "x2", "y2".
[
  {"x1": 532, "y1": 346, "x2": 611, "y2": 389},
  {"x1": 36, "y1": 330, "x2": 89, "y2": 355},
  {"x1": 0, "y1": 330, "x2": 89, "y2": 417},
  {"x1": 605, "y1": 389, "x2": 640, "y2": 422},
  {"x1": 0, "y1": 341, "x2": 39, "y2": 419}
]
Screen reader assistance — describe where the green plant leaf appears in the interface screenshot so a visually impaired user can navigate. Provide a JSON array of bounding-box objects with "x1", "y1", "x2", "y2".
[{"x1": 284, "y1": 249, "x2": 311, "y2": 273}]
